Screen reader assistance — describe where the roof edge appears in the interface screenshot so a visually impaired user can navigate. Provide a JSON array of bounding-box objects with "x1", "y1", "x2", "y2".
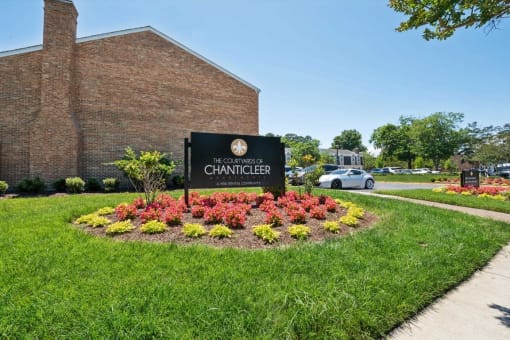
[
  {"x1": 77, "y1": 26, "x2": 261, "y2": 94},
  {"x1": 0, "y1": 26, "x2": 260, "y2": 94},
  {"x1": 0, "y1": 45, "x2": 43, "y2": 57}
]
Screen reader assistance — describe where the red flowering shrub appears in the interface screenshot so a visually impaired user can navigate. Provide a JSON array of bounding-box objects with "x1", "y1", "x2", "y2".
[
  {"x1": 223, "y1": 205, "x2": 246, "y2": 229},
  {"x1": 191, "y1": 205, "x2": 206, "y2": 218},
  {"x1": 140, "y1": 206, "x2": 162, "y2": 223},
  {"x1": 259, "y1": 199, "x2": 276, "y2": 212},
  {"x1": 154, "y1": 194, "x2": 176, "y2": 209},
  {"x1": 189, "y1": 192, "x2": 201, "y2": 205},
  {"x1": 276, "y1": 196, "x2": 289, "y2": 208},
  {"x1": 325, "y1": 197, "x2": 337, "y2": 212},
  {"x1": 265, "y1": 209, "x2": 283, "y2": 227},
  {"x1": 235, "y1": 191, "x2": 251, "y2": 204},
  {"x1": 132, "y1": 197, "x2": 146, "y2": 209},
  {"x1": 309, "y1": 205, "x2": 326, "y2": 220},
  {"x1": 204, "y1": 205, "x2": 224, "y2": 224},
  {"x1": 162, "y1": 206, "x2": 183, "y2": 226},
  {"x1": 256, "y1": 192, "x2": 274, "y2": 206},
  {"x1": 239, "y1": 203, "x2": 252, "y2": 215},
  {"x1": 284, "y1": 190, "x2": 300, "y2": 202},
  {"x1": 115, "y1": 203, "x2": 138, "y2": 221},
  {"x1": 301, "y1": 197, "x2": 319, "y2": 212},
  {"x1": 200, "y1": 196, "x2": 217, "y2": 208},
  {"x1": 285, "y1": 203, "x2": 307, "y2": 224}
]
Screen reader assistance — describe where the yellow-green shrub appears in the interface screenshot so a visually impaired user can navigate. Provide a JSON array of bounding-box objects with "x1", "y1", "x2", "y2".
[
  {"x1": 288, "y1": 224, "x2": 310, "y2": 240},
  {"x1": 209, "y1": 224, "x2": 233, "y2": 239},
  {"x1": 106, "y1": 221, "x2": 135, "y2": 235},
  {"x1": 96, "y1": 207, "x2": 115, "y2": 216},
  {"x1": 323, "y1": 221, "x2": 340, "y2": 233},
  {"x1": 347, "y1": 206, "x2": 364, "y2": 218},
  {"x1": 75, "y1": 213, "x2": 97, "y2": 225},
  {"x1": 335, "y1": 199, "x2": 355, "y2": 208},
  {"x1": 490, "y1": 194, "x2": 506, "y2": 201},
  {"x1": 141, "y1": 220, "x2": 167, "y2": 234},
  {"x1": 432, "y1": 187, "x2": 444, "y2": 193},
  {"x1": 340, "y1": 214, "x2": 359, "y2": 227},
  {"x1": 76, "y1": 213, "x2": 110, "y2": 228},
  {"x1": 253, "y1": 224, "x2": 280, "y2": 244},
  {"x1": 182, "y1": 223, "x2": 206, "y2": 238}
]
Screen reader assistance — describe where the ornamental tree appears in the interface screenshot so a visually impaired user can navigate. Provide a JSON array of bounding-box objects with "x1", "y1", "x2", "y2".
[{"x1": 114, "y1": 147, "x2": 175, "y2": 204}]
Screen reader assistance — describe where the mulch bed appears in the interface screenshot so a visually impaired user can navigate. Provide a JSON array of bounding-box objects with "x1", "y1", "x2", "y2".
[{"x1": 76, "y1": 206, "x2": 378, "y2": 250}]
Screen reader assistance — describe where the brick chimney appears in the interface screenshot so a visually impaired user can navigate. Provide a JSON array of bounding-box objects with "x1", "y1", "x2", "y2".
[{"x1": 30, "y1": 0, "x2": 81, "y2": 183}]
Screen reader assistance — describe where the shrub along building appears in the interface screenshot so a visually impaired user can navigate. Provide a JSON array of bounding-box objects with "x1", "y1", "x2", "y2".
[{"x1": 0, "y1": 0, "x2": 259, "y2": 188}]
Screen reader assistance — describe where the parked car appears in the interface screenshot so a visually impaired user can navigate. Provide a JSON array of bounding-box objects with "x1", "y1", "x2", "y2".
[
  {"x1": 495, "y1": 163, "x2": 510, "y2": 178},
  {"x1": 289, "y1": 164, "x2": 340, "y2": 185},
  {"x1": 400, "y1": 169, "x2": 414, "y2": 175},
  {"x1": 412, "y1": 168, "x2": 431, "y2": 174},
  {"x1": 318, "y1": 169, "x2": 375, "y2": 189},
  {"x1": 386, "y1": 167, "x2": 403, "y2": 174},
  {"x1": 285, "y1": 166, "x2": 303, "y2": 177},
  {"x1": 370, "y1": 168, "x2": 390, "y2": 175}
]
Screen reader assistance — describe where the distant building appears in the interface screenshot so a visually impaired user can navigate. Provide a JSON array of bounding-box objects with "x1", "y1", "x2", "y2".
[
  {"x1": 284, "y1": 147, "x2": 363, "y2": 169},
  {"x1": 0, "y1": 0, "x2": 259, "y2": 186}
]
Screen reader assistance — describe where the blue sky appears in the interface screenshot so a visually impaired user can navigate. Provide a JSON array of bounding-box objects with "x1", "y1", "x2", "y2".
[{"x1": 1, "y1": 0, "x2": 509, "y2": 152}]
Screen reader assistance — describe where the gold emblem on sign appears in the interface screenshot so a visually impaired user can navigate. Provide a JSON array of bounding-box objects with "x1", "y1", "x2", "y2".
[{"x1": 231, "y1": 139, "x2": 248, "y2": 157}]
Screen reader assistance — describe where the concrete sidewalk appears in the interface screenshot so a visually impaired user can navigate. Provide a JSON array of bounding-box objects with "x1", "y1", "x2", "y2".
[{"x1": 349, "y1": 191, "x2": 510, "y2": 339}]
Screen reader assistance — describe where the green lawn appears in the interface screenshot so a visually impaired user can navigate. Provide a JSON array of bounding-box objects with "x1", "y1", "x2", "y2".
[
  {"x1": 1, "y1": 190, "x2": 509, "y2": 338},
  {"x1": 375, "y1": 189, "x2": 510, "y2": 214}
]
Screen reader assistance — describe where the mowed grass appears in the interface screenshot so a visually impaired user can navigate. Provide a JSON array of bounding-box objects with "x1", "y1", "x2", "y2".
[
  {"x1": 375, "y1": 189, "x2": 510, "y2": 214},
  {"x1": 1, "y1": 190, "x2": 510, "y2": 338}
]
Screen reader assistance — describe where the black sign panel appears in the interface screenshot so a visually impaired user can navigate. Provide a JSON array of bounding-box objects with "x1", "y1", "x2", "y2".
[
  {"x1": 190, "y1": 132, "x2": 284, "y2": 189},
  {"x1": 461, "y1": 169, "x2": 480, "y2": 188}
]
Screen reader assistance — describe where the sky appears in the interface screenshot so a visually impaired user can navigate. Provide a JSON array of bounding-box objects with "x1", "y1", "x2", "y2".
[{"x1": 1, "y1": 0, "x2": 509, "y2": 153}]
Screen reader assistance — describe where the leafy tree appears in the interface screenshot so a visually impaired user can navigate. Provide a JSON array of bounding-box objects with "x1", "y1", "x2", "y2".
[
  {"x1": 331, "y1": 129, "x2": 367, "y2": 152},
  {"x1": 114, "y1": 147, "x2": 175, "y2": 204},
  {"x1": 465, "y1": 122, "x2": 510, "y2": 165},
  {"x1": 443, "y1": 158, "x2": 457, "y2": 173},
  {"x1": 414, "y1": 156, "x2": 425, "y2": 169},
  {"x1": 282, "y1": 133, "x2": 321, "y2": 167},
  {"x1": 389, "y1": 0, "x2": 510, "y2": 40},
  {"x1": 320, "y1": 151, "x2": 335, "y2": 164},
  {"x1": 370, "y1": 118, "x2": 416, "y2": 168},
  {"x1": 361, "y1": 152, "x2": 377, "y2": 170},
  {"x1": 410, "y1": 112, "x2": 465, "y2": 170},
  {"x1": 281, "y1": 133, "x2": 316, "y2": 146}
]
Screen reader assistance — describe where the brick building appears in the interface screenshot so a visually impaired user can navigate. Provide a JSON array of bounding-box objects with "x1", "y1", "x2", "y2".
[{"x1": 0, "y1": 0, "x2": 259, "y2": 187}]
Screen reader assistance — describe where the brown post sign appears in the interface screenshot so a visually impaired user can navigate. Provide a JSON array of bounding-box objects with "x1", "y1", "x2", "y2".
[{"x1": 461, "y1": 169, "x2": 480, "y2": 188}]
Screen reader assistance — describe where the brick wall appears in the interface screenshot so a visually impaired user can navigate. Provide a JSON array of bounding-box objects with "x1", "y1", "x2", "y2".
[
  {"x1": 0, "y1": 52, "x2": 42, "y2": 185},
  {"x1": 74, "y1": 31, "x2": 259, "y2": 181},
  {"x1": 0, "y1": 0, "x2": 259, "y2": 189}
]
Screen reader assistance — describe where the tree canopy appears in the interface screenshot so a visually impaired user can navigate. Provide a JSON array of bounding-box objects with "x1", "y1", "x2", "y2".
[
  {"x1": 282, "y1": 133, "x2": 321, "y2": 167},
  {"x1": 369, "y1": 117, "x2": 416, "y2": 168},
  {"x1": 370, "y1": 112, "x2": 465, "y2": 169},
  {"x1": 389, "y1": 0, "x2": 510, "y2": 40},
  {"x1": 410, "y1": 112, "x2": 465, "y2": 170},
  {"x1": 464, "y1": 122, "x2": 510, "y2": 164},
  {"x1": 331, "y1": 129, "x2": 367, "y2": 152}
]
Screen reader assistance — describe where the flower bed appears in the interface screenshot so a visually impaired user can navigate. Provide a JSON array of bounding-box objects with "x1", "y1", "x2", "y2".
[
  {"x1": 432, "y1": 185, "x2": 510, "y2": 201},
  {"x1": 74, "y1": 191, "x2": 377, "y2": 249},
  {"x1": 431, "y1": 177, "x2": 510, "y2": 186}
]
